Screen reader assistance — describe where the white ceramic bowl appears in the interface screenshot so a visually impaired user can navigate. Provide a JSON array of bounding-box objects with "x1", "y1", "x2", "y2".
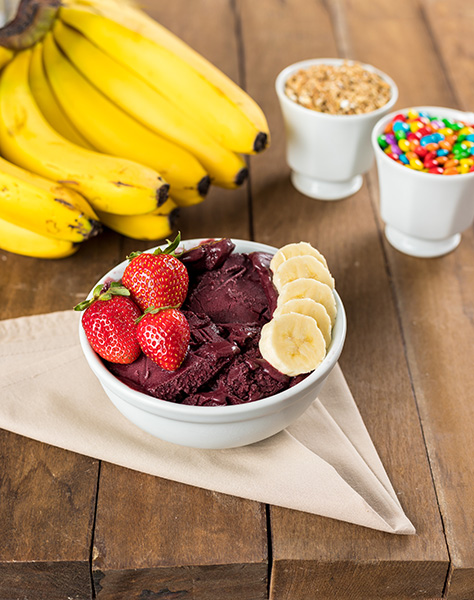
[
  {"x1": 275, "y1": 58, "x2": 398, "y2": 200},
  {"x1": 79, "y1": 238, "x2": 346, "y2": 449},
  {"x1": 371, "y1": 106, "x2": 474, "y2": 258}
]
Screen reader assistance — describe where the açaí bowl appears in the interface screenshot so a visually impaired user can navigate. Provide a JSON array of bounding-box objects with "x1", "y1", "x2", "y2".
[{"x1": 78, "y1": 238, "x2": 346, "y2": 449}]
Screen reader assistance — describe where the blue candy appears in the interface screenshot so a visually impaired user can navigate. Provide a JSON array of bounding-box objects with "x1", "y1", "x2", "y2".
[
  {"x1": 399, "y1": 154, "x2": 409, "y2": 164},
  {"x1": 420, "y1": 135, "x2": 434, "y2": 146},
  {"x1": 392, "y1": 121, "x2": 410, "y2": 132},
  {"x1": 437, "y1": 149, "x2": 449, "y2": 157}
]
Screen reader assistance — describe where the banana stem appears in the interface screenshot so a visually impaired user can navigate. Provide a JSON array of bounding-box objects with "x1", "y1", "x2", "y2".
[{"x1": 0, "y1": 0, "x2": 60, "y2": 49}]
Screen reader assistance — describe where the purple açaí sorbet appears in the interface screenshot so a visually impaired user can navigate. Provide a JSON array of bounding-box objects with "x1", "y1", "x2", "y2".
[{"x1": 106, "y1": 239, "x2": 304, "y2": 406}]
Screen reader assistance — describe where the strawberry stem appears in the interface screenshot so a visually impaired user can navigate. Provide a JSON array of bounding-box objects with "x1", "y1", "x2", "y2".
[
  {"x1": 135, "y1": 304, "x2": 179, "y2": 324},
  {"x1": 74, "y1": 281, "x2": 130, "y2": 311},
  {"x1": 126, "y1": 231, "x2": 182, "y2": 262},
  {"x1": 153, "y1": 231, "x2": 181, "y2": 256}
]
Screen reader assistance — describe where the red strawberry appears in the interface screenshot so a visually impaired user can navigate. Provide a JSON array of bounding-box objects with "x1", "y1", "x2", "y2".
[
  {"x1": 122, "y1": 233, "x2": 189, "y2": 311},
  {"x1": 137, "y1": 307, "x2": 190, "y2": 371},
  {"x1": 75, "y1": 282, "x2": 142, "y2": 364}
]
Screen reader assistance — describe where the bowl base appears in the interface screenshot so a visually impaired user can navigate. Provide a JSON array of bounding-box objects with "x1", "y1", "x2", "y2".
[
  {"x1": 385, "y1": 225, "x2": 461, "y2": 258},
  {"x1": 291, "y1": 172, "x2": 363, "y2": 200}
]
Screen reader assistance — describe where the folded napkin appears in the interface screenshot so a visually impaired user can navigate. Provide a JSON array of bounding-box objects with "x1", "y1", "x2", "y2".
[{"x1": 0, "y1": 310, "x2": 415, "y2": 534}]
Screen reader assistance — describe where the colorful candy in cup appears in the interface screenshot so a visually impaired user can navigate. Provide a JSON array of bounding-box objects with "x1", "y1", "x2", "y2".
[{"x1": 377, "y1": 109, "x2": 474, "y2": 175}]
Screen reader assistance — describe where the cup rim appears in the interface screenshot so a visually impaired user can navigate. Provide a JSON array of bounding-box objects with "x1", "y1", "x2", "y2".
[
  {"x1": 79, "y1": 238, "x2": 347, "y2": 422},
  {"x1": 371, "y1": 105, "x2": 474, "y2": 180},
  {"x1": 275, "y1": 57, "x2": 399, "y2": 121}
]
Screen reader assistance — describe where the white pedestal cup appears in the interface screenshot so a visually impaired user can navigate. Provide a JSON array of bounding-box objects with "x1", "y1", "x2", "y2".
[
  {"x1": 371, "y1": 106, "x2": 474, "y2": 258},
  {"x1": 275, "y1": 58, "x2": 398, "y2": 200}
]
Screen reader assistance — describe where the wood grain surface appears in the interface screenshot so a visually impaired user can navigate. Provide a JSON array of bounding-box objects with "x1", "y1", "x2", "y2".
[{"x1": 1, "y1": 0, "x2": 473, "y2": 598}]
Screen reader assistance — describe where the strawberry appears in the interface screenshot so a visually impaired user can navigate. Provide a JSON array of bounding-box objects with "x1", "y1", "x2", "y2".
[
  {"x1": 74, "y1": 282, "x2": 142, "y2": 364},
  {"x1": 122, "y1": 232, "x2": 189, "y2": 312},
  {"x1": 136, "y1": 307, "x2": 190, "y2": 371}
]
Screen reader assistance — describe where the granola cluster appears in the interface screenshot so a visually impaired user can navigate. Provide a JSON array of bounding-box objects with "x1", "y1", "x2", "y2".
[{"x1": 285, "y1": 61, "x2": 392, "y2": 115}]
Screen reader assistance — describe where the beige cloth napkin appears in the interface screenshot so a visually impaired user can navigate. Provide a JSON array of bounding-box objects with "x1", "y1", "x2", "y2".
[{"x1": 0, "y1": 310, "x2": 415, "y2": 534}]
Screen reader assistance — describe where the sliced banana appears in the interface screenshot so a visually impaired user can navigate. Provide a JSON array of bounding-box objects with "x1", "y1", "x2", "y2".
[
  {"x1": 270, "y1": 241, "x2": 328, "y2": 273},
  {"x1": 274, "y1": 298, "x2": 332, "y2": 348},
  {"x1": 273, "y1": 255, "x2": 335, "y2": 292},
  {"x1": 277, "y1": 278, "x2": 337, "y2": 326},
  {"x1": 259, "y1": 313, "x2": 326, "y2": 376}
]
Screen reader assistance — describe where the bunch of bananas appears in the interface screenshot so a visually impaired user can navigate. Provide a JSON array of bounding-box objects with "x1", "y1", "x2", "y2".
[{"x1": 0, "y1": 0, "x2": 269, "y2": 258}]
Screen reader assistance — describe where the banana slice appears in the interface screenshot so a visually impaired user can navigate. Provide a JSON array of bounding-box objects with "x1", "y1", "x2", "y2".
[
  {"x1": 277, "y1": 278, "x2": 337, "y2": 326},
  {"x1": 259, "y1": 313, "x2": 326, "y2": 376},
  {"x1": 274, "y1": 298, "x2": 332, "y2": 348},
  {"x1": 273, "y1": 255, "x2": 335, "y2": 292},
  {"x1": 270, "y1": 241, "x2": 328, "y2": 273}
]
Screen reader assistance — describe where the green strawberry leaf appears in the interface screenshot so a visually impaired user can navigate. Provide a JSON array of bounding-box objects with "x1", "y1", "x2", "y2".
[
  {"x1": 153, "y1": 231, "x2": 181, "y2": 256},
  {"x1": 74, "y1": 282, "x2": 130, "y2": 311}
]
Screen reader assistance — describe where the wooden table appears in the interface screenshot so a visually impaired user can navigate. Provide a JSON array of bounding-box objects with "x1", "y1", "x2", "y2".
[{"x1": 1, "y1": 0, "x2": 473, "y2": 598}]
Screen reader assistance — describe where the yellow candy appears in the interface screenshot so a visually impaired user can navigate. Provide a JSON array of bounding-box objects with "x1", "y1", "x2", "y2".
[
  {"x1": 464, "y1": 141, "x2": 474, "y2": 148},
  {"x1": 460, "y1": 126, "x2": 474, "y2": 135},
  {"x1": 410, "y1": 121, "x2": 423, "y2": 132},
  {"x1": 398, "y1": 139, "x2": 410, "y2": 152},
  {"x1": 460, "y1": 158, "x2": 474, "y2": 167},
  {"x1": 407, "y1": 109, "x2": 418, "y2": 120},
  {"x1": 459, "y1": 164, "x2": 470, "y2": 174},
  {"x1": 409, "y1": 158, "x2": 424, "y2": 170},
  {"x1": 438, "y1": 127, "x2": 454, "y2": 136}
]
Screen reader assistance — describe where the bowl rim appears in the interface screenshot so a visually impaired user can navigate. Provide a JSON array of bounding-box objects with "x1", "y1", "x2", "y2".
[
  {"x1": 371, "y1": 105, "x2": 474, "y2": 180},
  {"x1": 79, "y1": 238, "x2": 347, "y2": 422},
  {"x1": 275, "y1": 57, "x2": 399, "y2": 121}
]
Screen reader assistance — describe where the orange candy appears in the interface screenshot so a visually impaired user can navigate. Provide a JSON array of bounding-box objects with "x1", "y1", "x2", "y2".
[
  {"x1": 444, "y1": 159, "x2": 460, "y2": 169},
  {"x1": 439, "y1": 140, "x2": 452, "y2": 151}
]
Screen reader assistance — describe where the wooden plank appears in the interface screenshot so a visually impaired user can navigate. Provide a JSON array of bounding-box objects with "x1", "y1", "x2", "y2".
[
  {"x1": 375, "y1": 1, "x2": 474, "y2": 597},
  {"x1": 240, "y1": 0, "x2": 449, "y2": 597},
  {"x1": 91, "y1": 464, "x2": 267, "y2": 599},
  {"x1": 0, "y1": 431, "x2": 98, "y2": 600},
  {"x1": 89, "y1": 2, "x2": 267, "y2": 598}
]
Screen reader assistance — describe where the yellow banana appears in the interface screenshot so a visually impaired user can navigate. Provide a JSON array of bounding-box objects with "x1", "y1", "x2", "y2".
[
  {"x1": 52, "y1": 21, "x2": 248, "y2": 189},
  {"x1": 29, "y1": 40, "x2": 93, "y2": 149},
  {"x1": 62, "y1": 0, "x2": 269, "y2": 143},
  {"x1": 0, "y1": 159, "x2": 101, "y2": 243},
  {"x1": 0, "y1": 46, "x2": 14, "y2": 69},
  {"x1": 96, "y1": 198, "x2": 179, "y2": 240},
  {"x1": 41, "y1": 33, "x2": 210, "y2": 205},
  {"x1": 169, "y1": 187, "x2": 209, "y2": 208},
  {"x1": 0, "y1": 49, "x2": 169, "y2": 215},
  {"x1": 0, "y1": 216, "x2": 79, "y2": 259},
  {"x1": 59, "y1": 7, "x2": 269, "y2": 155},
  {"x1": 0, "y1": 154, "x2": 99, "y2": 221}
]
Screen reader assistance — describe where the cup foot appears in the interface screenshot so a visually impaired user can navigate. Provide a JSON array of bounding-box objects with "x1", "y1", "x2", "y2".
[
  {"x1": 384, "y1": 225, "x2": 461, "y2": 258},
  {"x1": 291, "y1": 172, "x2": 363, "y2": 200}
]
